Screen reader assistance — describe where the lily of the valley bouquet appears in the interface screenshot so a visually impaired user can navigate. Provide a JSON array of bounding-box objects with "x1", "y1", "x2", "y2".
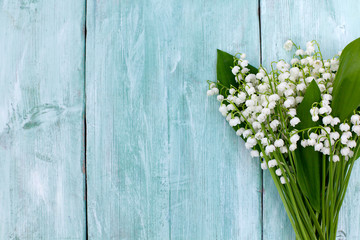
[{"x1": 207, "y1": 38, "x2": 360, "y2": 240}]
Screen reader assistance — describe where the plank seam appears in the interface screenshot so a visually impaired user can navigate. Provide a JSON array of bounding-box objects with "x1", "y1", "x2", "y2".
[
  {"x1": 258, "y1": 0, "x2": 263, "y2": 64},
  {"x1": 258, "y1": 0, "x2": 264, "y2": 239},
  {"x1": 84, "y1": 0, "x2": 88, "y2": 239}
]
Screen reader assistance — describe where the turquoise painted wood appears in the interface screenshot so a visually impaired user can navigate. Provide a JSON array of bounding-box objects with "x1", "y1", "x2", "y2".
[
  {"x1": 1, "y1": 0, "x2": 360, "y2": 239},
  {"x1": 85, "y1": 0, "x2": 261, "y2": 239},
  {"x1": 85, "y1": 1, "x2": 170, "y2": 239},
  {"x1": 261, "y1": 0, "x2": 360, "y2": 239},
  {"x1": 0, "y1": 0, "x2": 86, "y2": 239},
  {"x1": 164, "y1": 1, "x2": 261, "y2": 239}
]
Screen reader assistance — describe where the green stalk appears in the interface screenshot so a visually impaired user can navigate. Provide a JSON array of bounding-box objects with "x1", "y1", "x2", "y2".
[
  {"x1": 325, "y1": 160, "x2": 336, "y2": 239},
  {"x1": 321, "y1": 154, "x2": 326, "y2": 234},
  {"x1": 271, "y1": 156, "x2": 310, "y2": 239},
  {"x1": 302, "y1": 193, "x2": 325, "y2": 240},
  {"x1": 278, "y1": 152, "x2": 318, "y2": 239},
  {"x1": 330, "y1": 162, "x2": 341, "y2": 239},
  {"x1": 290, "y1": 175, "x2": 322, "y2": 239},
  {"x1": 333, "y1": 159, "x2": 355, "y2": 222}
]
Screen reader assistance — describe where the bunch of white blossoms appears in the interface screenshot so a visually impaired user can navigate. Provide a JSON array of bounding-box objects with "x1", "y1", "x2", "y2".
[{"x1": 208, "y1": 40, "x2": 360, "y2": 184}]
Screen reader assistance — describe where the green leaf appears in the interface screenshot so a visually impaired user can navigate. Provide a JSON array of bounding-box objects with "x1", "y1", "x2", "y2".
[
  {"x1": 216, "y1": 49, "x2": 258, "y2": 139},
  {"x1": 296, "y1": 80, "x2": 322, "y2": 129},
  {"x1": 331, "y1": 38, "x2": 360, "y2": 121},
  {"x1": 216, "y1": 49, "x2": 259, "y2": 142},
  {"x1": 216, "y1": 49, "x2": 237, "y2": 96},
  {"x1": 294, "y1": 80, "x2": 322, "y2": 212},
  {"x1": 216, "y1": 49, "x2": 257, "y2": 96},
  {"x1": 294, "y1": 147, "x2": 322, "y2": 212}
]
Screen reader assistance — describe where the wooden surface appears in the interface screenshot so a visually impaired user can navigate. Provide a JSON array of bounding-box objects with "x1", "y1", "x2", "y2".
[
  {"x1": 1, "y1": 0, "x2": 360, "y2": 239},
  {"x1": 0, "y1": 0, "x2": 86, "y2": 239},
  {"x1": 85, "y1": 0, "x2": 262, "y2": 239}
]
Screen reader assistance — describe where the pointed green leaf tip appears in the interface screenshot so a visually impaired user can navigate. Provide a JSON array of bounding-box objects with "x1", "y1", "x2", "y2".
[
  {"x1": 331, "y1": 37, "x2": 360, "y2": 121},
  {"x1": 216, "y1": 49, "x2": 237, "y2": 96},
  {"x1": 295, "y1": 80, "x2": 322, "y2": 212},
  {"x1": 216, "y1": 49, "x2": 257, "y2": 96}
]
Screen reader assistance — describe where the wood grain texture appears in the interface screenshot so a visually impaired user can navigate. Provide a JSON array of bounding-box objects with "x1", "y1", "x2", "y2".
[
  {"x1": 86, "y1": 0, "x2": 261, "y2": 239},
  {"x1": 260, "y1": 0, "x2": 360, "y2": 239},
  {"x1": 1, "y1": 0, "x2": 359, "y2": 239},
  {"x1": 167, "y1": 0, "x2": 261, "y2": 239},
  {"x1": 86, "y1": 1, "x2": 170, "y2": 239},
  {"x1": 0, "y1": 0, "x2": 86, "y2": 239}
]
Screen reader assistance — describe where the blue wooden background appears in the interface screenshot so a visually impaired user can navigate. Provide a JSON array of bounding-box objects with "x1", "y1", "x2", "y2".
[{"x1": 0, "y1": 0, "x2": 359, "y2": 239}]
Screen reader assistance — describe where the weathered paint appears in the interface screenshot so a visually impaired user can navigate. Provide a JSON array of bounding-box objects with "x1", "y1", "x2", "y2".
[
  {"x1": 1, "y1": 0, "x2": 360, "y2": 239},
  {"x1": 165, "y1": 0, "x2": 262, "y2": 239},
  {"x1": 261, "y1": 0, "x2": 360, "y2": 239},
  {"x1": 85, "y1": 0, "x2": 261, "y2": 239},
  {"x1": 0, "y1": 0, "x2": 86, "y2": 239}
]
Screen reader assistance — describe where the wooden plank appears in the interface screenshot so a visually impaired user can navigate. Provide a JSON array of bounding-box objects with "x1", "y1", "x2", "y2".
[
  {"x1": 86, "y1": 0, "x2": 262, "y2": 239},
  {"x1": 166, "y1": 0, "x2": 262, "y2": 239},
  {"x1": 260, "y1": 0, "x2": 360, "y2": 239},
  {"x1": 85, "y1": 1, "x2": 170, "y2": 239},
  {"x1": 0, "y1": 1, "x2": 86, "y2": 239}
]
